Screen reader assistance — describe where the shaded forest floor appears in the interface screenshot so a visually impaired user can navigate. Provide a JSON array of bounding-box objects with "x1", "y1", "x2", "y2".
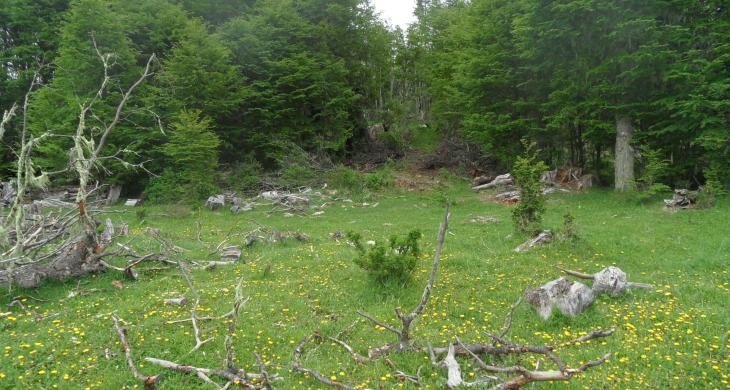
[{"x1": 1, "y1": 182, "x2": 728, "y2": 389}]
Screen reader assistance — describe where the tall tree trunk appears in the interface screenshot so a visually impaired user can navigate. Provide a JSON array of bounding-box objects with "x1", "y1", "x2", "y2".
[{"x1": 614, "y1": 115, "x2": 635, "y2": 190}]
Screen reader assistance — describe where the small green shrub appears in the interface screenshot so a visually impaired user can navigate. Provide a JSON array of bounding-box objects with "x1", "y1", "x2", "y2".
[
  {"x1": 561, "y1": 211, "x2": 578, "y2": 241},
  {"x1": 328, "y1": 166, "x2": 393, "y2": 196},
  {"x1": 146, "y1": 169, "x2": 218, "y2": 204},
  {"x1": 279, "y1": 164, "x2": 317, "y2": 188},
  {"x1": 365, "y1": 167, "x2": 394, "y2": 191},
  {"x1": 328, "y1": 167, "x2": 362, "y2": 192},
  {"x1": 347, "y1": 230, "x2": 422, "y2": 284},
  {"x1": 220, "y1": 158, "x2": 263, "y2": 195},
  {"x1": 512, "y1": 140, "x2": 548, "y2": 234},
  {"x1": 632, "y1": 146, "x2": 671, "y2": 203},
  {"x1": 135, "y1": 208, "x2": 147, "y2": 221},
  {"x1": 376, "y1": 130, "x2": 407, "y2": 154}
]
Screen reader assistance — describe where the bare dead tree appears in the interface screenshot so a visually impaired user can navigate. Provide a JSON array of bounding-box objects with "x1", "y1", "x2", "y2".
[
  {"x1": 357, "y1": 205, "x2": 450, "y2": 358},
  {"x1": 0, "y1": 41, "x2": 157, "y2": 289}
]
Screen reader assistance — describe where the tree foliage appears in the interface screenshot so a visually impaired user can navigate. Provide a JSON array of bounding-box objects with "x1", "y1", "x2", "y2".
[
  {"x1": 512, "y1": 141, "x2": 547, "y2": 234},
  {"x1": 1, "y1": 0, "x2": 728, "y2": 194},
  {"x1": 147, "y1": 110, "x2": 220, "y2": 203}
]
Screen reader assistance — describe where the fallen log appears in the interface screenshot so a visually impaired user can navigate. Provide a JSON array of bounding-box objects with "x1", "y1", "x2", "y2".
[
  {"x1": 515, "y1": 230, "x2": 553, "y2": 253},
  {"x1": 558, "y1": 265, "x2": 653, "y2": 296},
  {"x1": 526, "y1": 277, "x2": 596, "y2": 320},
  {"x1": 472, "y1": 175, "x2": 494, "y2": 187},
  {"x1": 205, "y1": 195, "x2": 225, "y2": 210},
  {"x1": 471, "y1": 173, "x2": 513, "y2": 191}
]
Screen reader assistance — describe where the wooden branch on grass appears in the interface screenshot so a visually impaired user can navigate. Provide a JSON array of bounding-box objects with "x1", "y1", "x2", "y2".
[
  {"x1": 111, "y1": 314, "x2": 162, "y2": 389},
  {"x1": 291, "y1": 334, "x2": 354, "y2": 390},
  {"x1": 178, "y1": 261, "x2": 213, "y2": 353},
  {"x1": 225, "y1": 278, "x2": 247, "y2": 370}
]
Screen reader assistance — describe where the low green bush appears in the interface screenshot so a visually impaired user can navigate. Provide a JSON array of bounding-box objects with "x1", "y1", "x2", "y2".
[
  {"x1": 347, "y1": 230, "x2": 422, "y2": 284},
  {"x1": 328, "y1": 166, "x2": 393, "y2": 196},
  {"x1": 219, "y1": 158, "x2": 264, "y2": 196}
]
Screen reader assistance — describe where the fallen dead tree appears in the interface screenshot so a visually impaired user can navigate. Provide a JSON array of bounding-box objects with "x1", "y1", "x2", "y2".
[
  {"x1": 472, "y1": 173, "x2": 514, "y2": 191},
  {"x1": 514, "y1": 230, "x2": 553, "y2": 253},
  {"x1": 287, "y1": 207, "x2": 614, "y2": 389},
  {"x1": 664, "y1": 189, "x2": 696, "y2": 211},
  {"x1": 557, "y1": 265, "x2": 653, "y2": 296},
  {"x1": 0, "y1": 42, "x2": 157, "y2": 289},
  {"x1": 527, "y1": 266, "x2": 653, "y2": 319}
]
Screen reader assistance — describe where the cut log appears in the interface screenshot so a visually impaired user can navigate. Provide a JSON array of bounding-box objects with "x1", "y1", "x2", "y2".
[
  {"x1": 34, "y1": 199, "x2": 75, "y2": 209},
  {"x1": 471, "y1": 173, "x2": 513, "y2": 191},
  {"x1": 526, "y1": 278, "x2": 596, "y2": 320},
  {"x1": 0, "y1": 233, "x2": 105, "y2": 289},
  {"x1": 220, "y1": 246, "x2": 241, "y2": 262},
  {"x1": 540, "y1": 170, "x2": 558, "y2": 186},
  {"x1": 205, "y1": 195, "x2": 225, "y2": 210},
  {"x1": 125, "y1": 199, "x2": 141, "y2": 207},
  {"x1": 558, "y1": 266, "x2": 653, "y2": 296},
  {"x1": 515, "y1": 230, "x2": 553, "y2": 253},
  {"x1": 163, "y1": 297, "x2": 188, "y2": 306},
  {"x1": 577, "y1": 174, "x2": 595, "y2": 190},
  {"x1": 100, "y1": 218, "x2": 114, "y2": 248},
  {"x1": 1, "y1": 181, "x2": 15, "y2": 207},
  {"x1": 496, "y1": 190, "x2": 521, "y2": 202},
  {"x1": 472, "y1": 175, "x2": 494, "y2": 187},
  {"x1": 230, "y1": 203, "x2": 254, "y2": 214}
]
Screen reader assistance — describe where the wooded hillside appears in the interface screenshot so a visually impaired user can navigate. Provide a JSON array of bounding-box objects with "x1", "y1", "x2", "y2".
[{"x1": 1, "y1": 0, "x2": 728, "y2": 194}]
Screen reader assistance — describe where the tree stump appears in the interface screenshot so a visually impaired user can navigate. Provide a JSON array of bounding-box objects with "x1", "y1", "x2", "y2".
[{"x1": 205, "y1": 195, "x2": 225, "y2": 210}]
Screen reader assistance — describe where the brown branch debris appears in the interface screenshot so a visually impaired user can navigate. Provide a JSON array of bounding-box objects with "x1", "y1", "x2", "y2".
[
  {"x1": 111, "y1": 314, "x2": 162, "y2": 389},
  {"x1": 178, "y1": 261, "x2": 213, "y2": 353},
  {"x1": 291, "y1": 334, "x2": 354, "y2": 390}
]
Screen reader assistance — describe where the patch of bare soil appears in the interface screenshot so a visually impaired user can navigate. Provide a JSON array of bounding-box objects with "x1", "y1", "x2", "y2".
[{"x1": 393, "y1": 153, "x2": 445, "y2": 192}]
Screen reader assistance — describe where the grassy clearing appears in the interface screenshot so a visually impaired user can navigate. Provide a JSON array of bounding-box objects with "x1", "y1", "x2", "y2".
[{"x1": 1, "y1": 184, "x2": 728, "y2": 389}]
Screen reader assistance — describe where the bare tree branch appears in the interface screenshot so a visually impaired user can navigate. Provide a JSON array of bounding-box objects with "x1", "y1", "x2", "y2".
[{"x1": 112, "y1": 314, "x2": 162, "y2": 389}]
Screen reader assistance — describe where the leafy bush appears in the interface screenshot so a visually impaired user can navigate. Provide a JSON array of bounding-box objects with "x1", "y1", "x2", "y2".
[
  {"x1": 279, "y1": 164, "x2": 318, "y2": 188},
  {"x1": 365, "y1": 166, "x2": 394, "y2": 191},
  {"x1": 376, "y1": 130, "x2": 407, "y2": 154},
  {"x1": 512, "y1": 140, "x2": 548, "y2": 234},
  {"x1": 561, "y1": 211, "x2": 578, "y2": 242},
  {"x1": 347, "y1": 230, "x2": 422, "y2": 284},
  {"x1": 328, "y1": 166, "x2": 393, "y2": 196},
  {"x1": 219, "y1": 158, "x2": 263, "y2": 196}
]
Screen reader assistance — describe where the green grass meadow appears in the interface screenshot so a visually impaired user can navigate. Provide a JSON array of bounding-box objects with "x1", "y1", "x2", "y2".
[{"x1": 1, "y1": 184, "x2": 728, "y2": 389}]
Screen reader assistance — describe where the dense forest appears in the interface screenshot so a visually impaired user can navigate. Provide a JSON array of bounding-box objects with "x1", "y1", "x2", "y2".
[{"x1": 1, "y1": 0, "x2": 729, "y2": 198}]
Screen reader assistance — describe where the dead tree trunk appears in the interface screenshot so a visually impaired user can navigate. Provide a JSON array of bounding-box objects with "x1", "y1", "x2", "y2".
[
  {"x1": 614, "y1": 115, "x2": 635, "y2": 191},
  {"x1": 0, "y1": 44, "x2": 156, "y2": 289}
]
